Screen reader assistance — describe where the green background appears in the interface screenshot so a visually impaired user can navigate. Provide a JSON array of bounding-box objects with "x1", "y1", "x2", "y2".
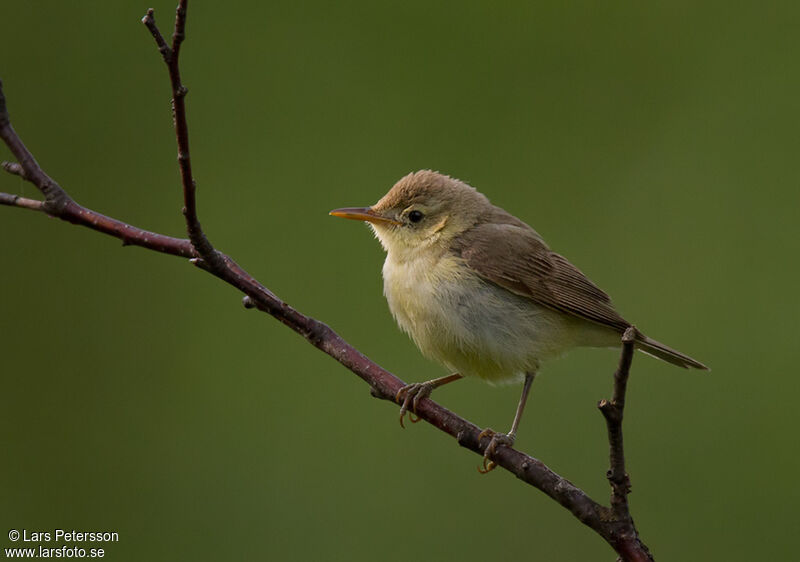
[{"x1": 2, "y1": 1, "x2": 798, "y2": 560}]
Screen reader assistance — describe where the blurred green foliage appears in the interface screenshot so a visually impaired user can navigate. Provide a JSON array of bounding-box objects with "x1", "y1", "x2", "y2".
[{"x1": 2, "y1": 1, "x2": 798, "y2": 560}]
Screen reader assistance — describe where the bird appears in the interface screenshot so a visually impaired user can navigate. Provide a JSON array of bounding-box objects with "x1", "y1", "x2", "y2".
[{"x1": 330, "y1": 170, "x2": 708, "y2": 471}]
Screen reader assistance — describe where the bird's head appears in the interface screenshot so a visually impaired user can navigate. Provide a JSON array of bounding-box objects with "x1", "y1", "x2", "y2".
[{"x1": 330, "y1": 170, "x2": 490, "y2": 259}]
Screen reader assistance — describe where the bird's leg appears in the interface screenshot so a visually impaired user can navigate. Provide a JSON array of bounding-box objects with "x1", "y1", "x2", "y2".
[
  {"x1": 479, "y1": 372, "x2": 536, "y2": 473},
  {"x1": 396, "y1": 373, "x2": 463, "y2": 428}
]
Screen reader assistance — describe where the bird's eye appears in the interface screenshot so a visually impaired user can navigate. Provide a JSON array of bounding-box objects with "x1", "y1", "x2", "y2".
[{"x1": 408, "y1": 210, "x2": 424, "y2": 223}]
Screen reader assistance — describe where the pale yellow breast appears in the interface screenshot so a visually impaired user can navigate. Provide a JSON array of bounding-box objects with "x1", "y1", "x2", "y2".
[{"x1": 382, "y1": 250, "x2": 585, "y2": 384}]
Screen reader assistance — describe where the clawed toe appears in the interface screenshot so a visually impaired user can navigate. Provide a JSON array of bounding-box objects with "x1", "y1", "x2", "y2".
[
  {"x1": 392, "y1": 373, "x2": 463, "y2": 429},
  {"x1": 395, "y1": 382, "x2": 434, "y2": 428},
  {"x1": 478, "y1": 429, "x2": 515, "y2": 474}
]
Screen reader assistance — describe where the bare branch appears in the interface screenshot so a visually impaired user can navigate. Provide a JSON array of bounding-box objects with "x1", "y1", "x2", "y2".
[
  {"x1": 604, "y1": 327, "x2": 636, "y2": 511},
  {"x1": 172, "y1": 0, "x2": 187, "y2": 53},
  {"x1": 0, "y1": 191, "x2": 43, "y2": 211},
  {"x1": 2, "y1": 160, "x2": 25, "y2": 178},
  {"x1": 0, "y1": 81, "x2": 195, "y2": 257},
  {"x1": 143, "y1": 0, "x2": 223, "y2": 274},
  {"x1": 598, "y1": 327, "x2": 652, "y2": 560},
  {"x1": 142, "y1": 9, "x2": 170, "y2": 61},
  {"x1": 0, "y1": 79, "x2": 70, "y2": 214}
]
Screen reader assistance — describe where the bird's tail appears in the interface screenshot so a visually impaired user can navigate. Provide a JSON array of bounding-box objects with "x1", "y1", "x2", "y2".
[{"x1": 635, "y1": 334, "x2": 709, "y2": 371}]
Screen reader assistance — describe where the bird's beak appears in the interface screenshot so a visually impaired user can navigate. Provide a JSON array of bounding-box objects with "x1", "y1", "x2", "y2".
[{"x1": 329, "y1": 206, "x2": 402, "y2": 226}]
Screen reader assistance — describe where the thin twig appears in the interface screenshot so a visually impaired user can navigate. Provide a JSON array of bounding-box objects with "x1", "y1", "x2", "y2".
[
  {"x1": 172, "y1": 0, "x2": 187, "y2": 53},
  {"x1": 141, "y1": 9, "x2": 170, "y2": 61},
  {"x1": 0, "y1": 79, "x2": 69, "y2": 213},
  {"x1": 2, "y1": 160, "x2": 25, "y2": 178},
  {"x1": 0, "y1": 81, "x2": 195, "y2": 257},
  {"x1": 598, "y1": 327, "x2": 652, "y2": 560},
  {"x1": 0, "y1": 191, "x2": 43, "y2": 211},
  {"x1": 144, "y1": 0, "x2": 224, "y2": 273},
  {"x1": 600, "y1": 327, "x2": 636, "y2": 515},
  {"x1": 0, "y1": 5, "x2": 655, "y2": 560}
]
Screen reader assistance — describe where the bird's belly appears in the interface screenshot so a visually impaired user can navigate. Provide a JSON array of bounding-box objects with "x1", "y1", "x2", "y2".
[{"x1": 383, "y1": 255, "x2": 580, "y2": 384}]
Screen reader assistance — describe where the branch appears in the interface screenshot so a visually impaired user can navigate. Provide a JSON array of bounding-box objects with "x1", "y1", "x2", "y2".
[
  {"x1": 0, "y1": 171, "x2": 43, "y2": 212},
  {"x1": 600, "y1": 327, "x2": 636, "y2": 514},
  {"x1": 0, "y1": 80, "x2": 195, "y2": 257},
  {"x1": 599, "y1": 327, "x2": 653, "y2": 560},
  {"x1": 0, "y1": 5, "x2": 654, "y2": 560}
]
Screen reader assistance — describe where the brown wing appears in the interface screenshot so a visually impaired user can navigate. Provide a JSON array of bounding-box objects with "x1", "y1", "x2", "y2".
[{"x1": 454, "y1": 221, "x2": 631, "y2": 333}]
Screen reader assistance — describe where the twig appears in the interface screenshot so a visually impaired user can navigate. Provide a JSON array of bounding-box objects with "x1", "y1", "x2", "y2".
[
  {"x1": 598, "y1": 327, "x2": 652, "y2": 561},
  {"x1": 2, "y1": 160, "x2": 25, "y2": 178},
  {"x1": 600, "y1": 327, "x2": 636, "y2": 514},
  {"x1": 142, "y1": 9, "x2": 169, "y2": 60},
  {"x1": 0, "y1": 191, "x2": 43, "y2": 211},
  {"x1": 144, "y1": 1, "x2": 220, "y2": 269},
  {"x1": 0, "y1": 5, "x2": 654, "y2": 560},
  {"x1": 0, "y1": 78, "x2": 196, "y2": 257}
]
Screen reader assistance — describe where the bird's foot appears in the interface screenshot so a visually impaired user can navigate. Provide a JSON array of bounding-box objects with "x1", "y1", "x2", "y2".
[
  {"x1": 477, "y1": 428, "x2": 515, "y2": 474},
  {"x1": 395, "y1": 381, "x2": 437, "y2": 428}
]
